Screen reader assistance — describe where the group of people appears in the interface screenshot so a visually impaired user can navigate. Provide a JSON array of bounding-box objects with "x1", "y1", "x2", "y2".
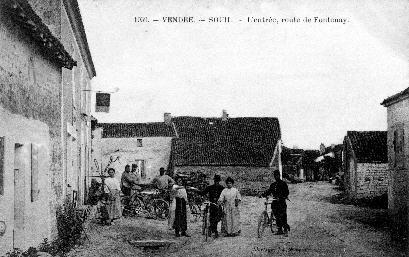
[{"x1": 98, "y1": 164, "x2": 290, "y2": 238}]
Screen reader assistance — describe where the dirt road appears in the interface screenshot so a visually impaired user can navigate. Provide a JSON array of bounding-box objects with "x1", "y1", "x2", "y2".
[{"x1": 68, "y1": 182, "x2": 405, "y2": 257}]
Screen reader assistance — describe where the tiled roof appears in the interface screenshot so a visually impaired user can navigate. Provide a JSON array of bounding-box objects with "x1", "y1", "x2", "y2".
[
  {"x1": 346, "y1": 131, "x2": 387, "y2": 163},
  {"x1": 99, "y1": 123, "x2": 176, "y2": 138},
  {"x1": 381, "y1": 87, "x2": 409, "y2": 106},
  {"x1": 171, "y1": 117, "x2": 281, "y2": 166},
  {"x1": 6, "y1": 0, "x2": 76, "y2": 69}
]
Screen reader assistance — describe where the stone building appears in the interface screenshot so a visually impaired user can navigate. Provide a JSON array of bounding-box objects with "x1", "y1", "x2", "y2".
[
  {"x1": 169, "y1": 113, "x2": 282, "y2": 193},
  {"x1": 0, "y1": 0, "x2": 95, "y2": 254},
  {"x1": 92, "y1": 114, "x2": 176, "y2": 183},
  {"x1": 381, "y1": 88, "x2": 409, "y2": 237},
  {"x1": 343, "y1": 131, "x2": 388, "y2": 199}
]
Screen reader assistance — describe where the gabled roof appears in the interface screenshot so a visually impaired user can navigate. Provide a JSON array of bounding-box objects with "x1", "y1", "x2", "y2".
[
  {"x1": 99, "y1": 123, "x2": 176, "y2": 138},
  {"x1": 171, "y1": 116, "x2": 281, "y2": 166},
  {"x1": 346, "y1": 131, "x2": 387, "y2": 163},
  {"x1": 381, "y1": 87, "x2": 409, "y2": 107}
]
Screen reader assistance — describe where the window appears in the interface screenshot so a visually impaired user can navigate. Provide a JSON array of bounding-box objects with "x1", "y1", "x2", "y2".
[
  {"x1": 31, "y1": 144, "x2": 40, "y2": 202},
  {"x1": 393, "y1": 124, "x2": 405, "y2": 169},
  {"x1": 0, "y1": 137, "x2": 4, "y2": 195},
  {"x1": 137, "y1": 139, "x2": 143, "y2": 147}
]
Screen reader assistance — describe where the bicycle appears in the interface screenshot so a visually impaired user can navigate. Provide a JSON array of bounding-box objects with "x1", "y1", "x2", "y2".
[
  {"x1": 257, "y1": 197, "x2": 277, "y2": 238},
  {"x1": 121, "y1": 186, "x2": 169, "y2": 220},
  {"x1": 186, "y1": 187, "x2": 205, "y2": 222},
  {"x1": 201, "y1": 201, "x2": 220, "y2": 241}
]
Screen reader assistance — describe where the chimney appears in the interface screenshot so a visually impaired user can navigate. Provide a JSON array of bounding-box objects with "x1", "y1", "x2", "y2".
[
  {"x1": 164, "y1": 113, "x2": 172, "y2": 125},
  {"x1": 222, "y1": 109, "x2": 228, "y2": 121}
]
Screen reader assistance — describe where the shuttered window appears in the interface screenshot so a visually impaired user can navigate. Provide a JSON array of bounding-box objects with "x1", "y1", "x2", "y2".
[
  {"x1": 31, "y1": 144, "x2": 39, "y2": 202},
  {"x1": 0, "y1": 137, "x2": 4, "y2": 195},
  {"x1": 393, "y1": 124, "x2": 405, "y2": 169}
]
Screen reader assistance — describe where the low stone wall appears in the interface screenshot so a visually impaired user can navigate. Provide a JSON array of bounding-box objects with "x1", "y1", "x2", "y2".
[{"x1": 174, "y1": 166, "x2": 276, "y2": 195}]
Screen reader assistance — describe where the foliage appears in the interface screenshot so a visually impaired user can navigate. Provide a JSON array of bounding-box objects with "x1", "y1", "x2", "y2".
[
  {"x1": 3, "y1": 199, "x2": 88, "y2": 257},
  {"x1": 37, "y1": 238, "x2": 65, "y2": 257},
  {"x1": 54, "y1": 200, "x2": 87, "y2": 254},
  {"x1": 176, "y1": 170, "x2": 209, "y2": 190},
  {"x1": 4, "y1": 247, "x2": 37, "y2": 257}
]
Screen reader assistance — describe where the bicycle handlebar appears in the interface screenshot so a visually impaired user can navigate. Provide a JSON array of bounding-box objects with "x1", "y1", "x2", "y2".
[{"x1": 203, "y1": 201, "x2": 220, "y2": 207}]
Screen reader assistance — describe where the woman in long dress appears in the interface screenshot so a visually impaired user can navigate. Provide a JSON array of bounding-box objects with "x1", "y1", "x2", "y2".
[
  {"x1": 172, "y1": 176, "x2": 190, "y2": 237},
  {"x1": 103, "y1": 168, "x2": 122, "y2": 225},
  {"x1": 218, "y1": 177, "x2": 241, "y2": 237}
]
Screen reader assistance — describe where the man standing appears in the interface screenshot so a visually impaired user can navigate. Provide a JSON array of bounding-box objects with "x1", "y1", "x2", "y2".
[
  {"x1": 152, "y1": 167, "x2": 175, "y2": 190},
  {"x1": 260, "y1": 170, "x2": 290, "y2": 236},
  {"x1": 200, "y1": 174, "x2": 224, "y2": 238},
  {"x1": 120, "y1": 164, "x2": 140, "y2": 196}
]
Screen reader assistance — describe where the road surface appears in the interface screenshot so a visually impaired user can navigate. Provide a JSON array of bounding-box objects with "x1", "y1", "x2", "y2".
[{"x1": 68, "y1": 182, "x2": 405, "y2": 257}]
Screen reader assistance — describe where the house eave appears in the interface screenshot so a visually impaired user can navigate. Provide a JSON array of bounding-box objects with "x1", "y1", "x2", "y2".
[
  {"x1": 381, "y1": 90, "x2": 409, "y2": 107},
  {"x1": 62, "y1": 0, "x2": 96, "y2": 78},
  {"x1": 7, "y1": 0, "x2": 77, "y2": 69}
]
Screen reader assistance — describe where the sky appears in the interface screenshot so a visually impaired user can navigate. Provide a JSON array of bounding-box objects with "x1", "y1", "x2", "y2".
[{"x1": 79, "y1": 0, "x2": 409, "y2": 149}]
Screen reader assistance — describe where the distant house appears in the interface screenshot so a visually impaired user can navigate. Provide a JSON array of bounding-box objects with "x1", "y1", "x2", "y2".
[
  {"x1": 281, "y1": 147, "x2": 321, "y2": 182},
  {"x1": 281, "y1": 147, "x2": 303, "y2": 181},
  {"x1": 315, "y1": 144, "x2": 344, "y2": 181},
  {"x1": 381, "y1": 88, "x2": 409, "y2": 236},
  {"x1": 299, "y1": 150, "x2": 320, "y2": 181},
  {"x1": 343, "y1": 131, "x2": 388, "y2": 199},
  {"x1": 92, "y1": 114, "x2": 176, "y2": 183},
  {"x1": 169, "y1": 111, "x2": 282, "y2": 193}
]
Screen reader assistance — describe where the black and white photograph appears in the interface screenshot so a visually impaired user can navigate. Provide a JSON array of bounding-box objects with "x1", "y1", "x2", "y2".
[{"x1": 0, "y1": 0, "x2": 408, "y2": 256}]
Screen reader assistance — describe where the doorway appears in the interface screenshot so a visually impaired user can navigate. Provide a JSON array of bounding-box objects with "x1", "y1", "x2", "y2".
[{"x1": 13, "y1": 143, "x2": 25, "y2": 249}]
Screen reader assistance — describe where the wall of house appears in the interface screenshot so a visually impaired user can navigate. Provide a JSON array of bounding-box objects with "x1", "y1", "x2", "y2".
[
  {"x1": 0, "y1": 4, "x2": 62, "y2": 254},
  {"x1": 348, "y1": 163, "x2": 388, "y2": 199},
  {"x1": 386, "y1": 98, "x2": 409, "y2": 236},
  {"x1": 99, "y1": 137, "x2": 173, "y2": 183},
  {"x1": 60, "y1": 4, "x2": 92, "y2": 206},
  {"x1": 27, "y1": 0, "x2": 61, "y2": 38},
  {"x1": 174, "y1": 166, "x2": 276, "y2": 195},
  {"x1": 91, "y1": 127, "x2": 103, "y2": 176}
]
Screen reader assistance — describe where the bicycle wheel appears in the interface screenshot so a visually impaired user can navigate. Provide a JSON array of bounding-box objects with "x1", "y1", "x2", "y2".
[
  {"x1": 270, "y1": 214, "x2": 276, "y2": 233},
  {"x1": 202, "y1": 208, "x2": 207, "y2": 235},
  {"x1": 204, "y1": 210, "x2": 210, "y2": 241},
  {"x1": 152, "y1": 199, "x2": 169, "y2": 220},
  {"x1": 257, "y1": 211, "x2": 268, "y2": 238},
  {"x1": 189, "y1": 204, "x2": 201, "y2": 222},
  {"x1": 129, "y1": 196, "x2": 145, "y2": 216}
]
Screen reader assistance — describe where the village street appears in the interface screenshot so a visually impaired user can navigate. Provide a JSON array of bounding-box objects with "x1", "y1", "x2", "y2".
[{"x1": 67, "y1": 182, "x2": 405, "y2": 257}]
